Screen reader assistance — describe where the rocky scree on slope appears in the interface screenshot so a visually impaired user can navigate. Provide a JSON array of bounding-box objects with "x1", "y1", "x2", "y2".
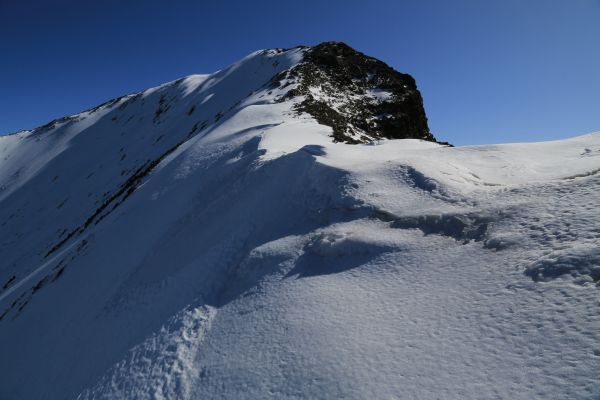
[{"x1": 273, "y1": 41, "x2": 440, "y2": 144}]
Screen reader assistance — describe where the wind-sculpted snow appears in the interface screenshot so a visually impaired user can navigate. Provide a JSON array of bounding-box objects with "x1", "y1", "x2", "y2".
[
  {"x1": 1, "y1": 43, "x2": 600, "y2": 399},
  {"x1": 525, "y1": 242, "x2": 600, "y2": 284},
  {"x1": 78, "y1": 305, "x2": 216, "y2": 400}
]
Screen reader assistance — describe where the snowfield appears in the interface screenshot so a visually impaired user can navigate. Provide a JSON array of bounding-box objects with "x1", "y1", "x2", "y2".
[{"x1": 1, "y1": 45, "x2": 599, "y2": 399}]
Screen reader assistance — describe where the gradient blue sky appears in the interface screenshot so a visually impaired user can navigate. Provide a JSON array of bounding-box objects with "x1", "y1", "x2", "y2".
[{"x1": 1, "y1": 0, "x2": 598, "y2": 145}]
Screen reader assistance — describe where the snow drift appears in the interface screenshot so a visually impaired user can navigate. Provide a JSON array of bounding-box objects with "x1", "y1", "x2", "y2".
[{"x1": 1, "y1": 42, "x2": 599, "y2": 399}]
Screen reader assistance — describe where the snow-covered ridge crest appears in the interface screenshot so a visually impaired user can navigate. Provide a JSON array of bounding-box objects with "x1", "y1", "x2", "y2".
[
  {"x1": 3, "y1": 41, "x2": 438, "y2": 146},
  {"x1": 1, "y1": 41, "x2": 599, "y2": 400}
]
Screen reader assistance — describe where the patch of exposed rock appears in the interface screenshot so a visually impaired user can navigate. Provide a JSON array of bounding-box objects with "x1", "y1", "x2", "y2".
[{"x1": 273, "y1": 41, "x2": 443, "y2": 144}]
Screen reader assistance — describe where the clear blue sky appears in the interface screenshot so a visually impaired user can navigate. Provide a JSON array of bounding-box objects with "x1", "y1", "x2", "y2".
[{"x1": 1, "y1": 0, "x2": 599, "y2": 145}]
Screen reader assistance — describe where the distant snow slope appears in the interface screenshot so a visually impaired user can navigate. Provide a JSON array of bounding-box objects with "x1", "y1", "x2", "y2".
[{"x1": 1, "y1": 44, "x2": 599, "y2": 400}]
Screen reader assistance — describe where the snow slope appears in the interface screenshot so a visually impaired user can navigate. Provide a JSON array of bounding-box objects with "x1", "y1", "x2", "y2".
[{"x1": 1, "y1": 44, "x2": 599, "y2": 399}]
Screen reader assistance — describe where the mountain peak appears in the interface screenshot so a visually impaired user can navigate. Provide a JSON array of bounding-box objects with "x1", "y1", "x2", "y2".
[
  {"x1": 12, "y1": 42, "x2": 440, "y2": 146},
  {"x1": 1, "y1": 40, "x2": 599, "y2": 400},
  {"x1": 272, "y1": 41, "x2": 437, "y2": 144}
]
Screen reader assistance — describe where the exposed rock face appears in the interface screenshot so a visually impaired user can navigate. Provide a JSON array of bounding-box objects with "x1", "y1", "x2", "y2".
[{"x1": 273, "y1": 41, "x2": 439, "y2": 144}]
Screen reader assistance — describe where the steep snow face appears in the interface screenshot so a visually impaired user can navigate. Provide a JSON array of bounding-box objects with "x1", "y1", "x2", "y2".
[{"x1": 1, "y1": 43, "x2": 600, "y2": 399}]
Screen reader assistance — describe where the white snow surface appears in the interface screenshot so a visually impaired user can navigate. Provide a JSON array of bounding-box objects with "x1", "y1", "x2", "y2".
[{"x1": 1, "y1": 46, "x2": 600, "y2": 399}]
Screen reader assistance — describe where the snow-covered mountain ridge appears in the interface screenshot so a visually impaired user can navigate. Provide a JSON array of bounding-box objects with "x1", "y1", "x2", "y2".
[{"x1": 1, "y1": 42, "x2": 599, "y2": 399}]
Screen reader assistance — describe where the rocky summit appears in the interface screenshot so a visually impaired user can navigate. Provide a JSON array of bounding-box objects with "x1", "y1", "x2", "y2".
[{"x1": 274, "y1": 41, "x2": 437, "y2": 144}]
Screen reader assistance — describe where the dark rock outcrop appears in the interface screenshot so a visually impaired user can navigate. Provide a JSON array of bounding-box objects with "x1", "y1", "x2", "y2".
[{"x1": 274, "y1": 41, "x2": 440, "y2": 144}]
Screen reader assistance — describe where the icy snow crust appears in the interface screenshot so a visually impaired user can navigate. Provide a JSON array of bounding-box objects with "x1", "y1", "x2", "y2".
[{"x1": 1, "y1": 46, "x2": 599, "y2": 399}]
